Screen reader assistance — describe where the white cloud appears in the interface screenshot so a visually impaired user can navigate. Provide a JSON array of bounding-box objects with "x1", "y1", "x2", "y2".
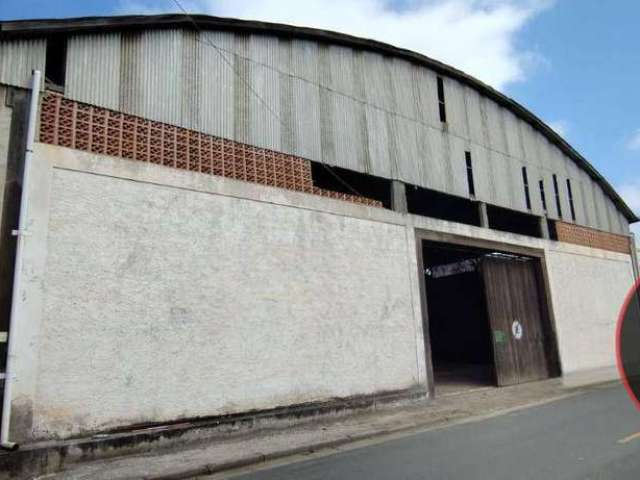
[
  {"x1": 626, "y1": 129, "x2": 640, "y2": 152},
  {"x1": 118, "y1": 0, "x2": 554, "y2": 90},
  {"x1": 548, "y1": 120, "x2": 568, "y2": 138}
]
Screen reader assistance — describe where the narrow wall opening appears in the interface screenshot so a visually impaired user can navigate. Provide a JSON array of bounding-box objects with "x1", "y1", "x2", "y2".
[
  {"x1": 310, "y1": 163, "x2": 392, "y2": 208},
  {"x1": 407, "y1": 185, "x2": 481, "y2": 226},
  {"x1": 45, "y1": 35, "x2": 67, "y2": 90},
  {"x1": 487, "y1": 205, "x2": 542, "y2": 238},
  {"x1": 422, "y1": 241, "x2": 495, "y2": 396}
]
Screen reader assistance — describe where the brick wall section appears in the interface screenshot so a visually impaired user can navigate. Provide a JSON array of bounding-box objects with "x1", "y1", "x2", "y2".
[
  {"x1": 39, "y1": 92, "x2": 382, "y2": 208},
  {"x1": 555, "y1": 220, "x2": 631, "y2": 254}
]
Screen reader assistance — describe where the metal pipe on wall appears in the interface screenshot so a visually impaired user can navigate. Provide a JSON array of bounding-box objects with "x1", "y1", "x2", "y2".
[
  {"x1": 0, "y1": 69, "x2": 41, "y2": 451},
  {"x1": 630, "y1": 233, "x2": 639, "y2": 281}
]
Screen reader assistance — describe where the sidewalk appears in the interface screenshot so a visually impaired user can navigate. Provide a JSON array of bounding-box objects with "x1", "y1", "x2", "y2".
[{"x1": 39, "y1": 378, "x2": 611, "y2": 480}]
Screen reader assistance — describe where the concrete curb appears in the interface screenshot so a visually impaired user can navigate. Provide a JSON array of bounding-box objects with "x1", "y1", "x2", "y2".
[
  {"x1": 0, "y1": 387, "x2": 425, "y2": 480},
  {"x1": 140, "y1": 385, "x2": 598, "y2": 480},
  {"x1": 142, "y1": 432, "x2": 389, "y2": 480}
]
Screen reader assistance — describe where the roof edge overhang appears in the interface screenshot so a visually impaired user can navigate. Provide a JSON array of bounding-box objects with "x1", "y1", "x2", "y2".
[{"x1": 1, "y1": 13, "x2": 637, "y2": 223}]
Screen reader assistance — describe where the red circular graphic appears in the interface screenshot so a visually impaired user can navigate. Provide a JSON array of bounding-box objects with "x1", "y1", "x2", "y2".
[{"x1": 616, "y1": 277, "x2": 640, "y2": 410}]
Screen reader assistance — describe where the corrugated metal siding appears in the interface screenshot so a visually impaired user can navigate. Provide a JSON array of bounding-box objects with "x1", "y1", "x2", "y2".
[
  {"x1": 7, "y1": 28, "x2": 625, "y2": 234},
  {"x1": 485, "y1": 100, "x2": 508, "y2": 156},
  {"x1": 291, "y1": 46, "x2": 322, "y2": 161},
  {"x1": 120, "y1": 29, "x2": 184, "y2": 126},
  {"x1": 413, "y1": 66, "x2": 440, "y2": 128},
  {"x1": 199, "y1": 31, "x2": 235, "y2": 140},
  {"x1": 66, "y1": 33, "x2": 121, "y2": 109},
  {"x1": 470, "y1": 145, "x2": 494, "y2": 204},
  {"x1": 503, "y1": 109, "x2": 523, "y2": 160},
  {"x1": 247, "y1": 35, "x2": 280, "y2": 151},
  {"x1": 444, "y1": 78, "x2": 468, "y2": 139},
  {"x1": 0, "y1": 38, "x2": 46, "y2": 88},
  {"x1": 578, "y1": 169, "x2": 595, "y2": 228}
]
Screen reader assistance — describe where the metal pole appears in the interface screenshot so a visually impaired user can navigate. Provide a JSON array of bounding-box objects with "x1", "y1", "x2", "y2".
[
  {"x1": 630, "y1": 232, "x2": 639, "y2": 281},
  {"x1": 1, "y1": 70, "x2": 41, "y2": 450}
]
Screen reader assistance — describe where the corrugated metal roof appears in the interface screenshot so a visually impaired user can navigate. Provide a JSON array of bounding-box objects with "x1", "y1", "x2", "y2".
[{"x1": 0, "y1": 13, "x2": 636, "y2": 223}]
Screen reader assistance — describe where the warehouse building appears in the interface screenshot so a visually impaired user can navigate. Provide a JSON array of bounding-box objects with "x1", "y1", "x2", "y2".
[{"x1": 0, "y1": 14, "x2": 638, "y2": 446}]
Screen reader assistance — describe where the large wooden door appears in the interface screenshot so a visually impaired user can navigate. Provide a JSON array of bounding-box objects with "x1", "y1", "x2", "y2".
[{"x1": 481, "y1": 256, "x2": 551, "y2": 386}]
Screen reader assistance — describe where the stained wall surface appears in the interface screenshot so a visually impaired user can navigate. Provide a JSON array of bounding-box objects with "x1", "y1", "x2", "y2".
[
  {"x1": 7, "y1": 144, "x2": 636, "y2": 441},
  {"x1": 11, "y1": 144, "x2": 426, "y2": 441},
  {"x1": 546, "y1": 249, "x2": 635, "y2": 374}
]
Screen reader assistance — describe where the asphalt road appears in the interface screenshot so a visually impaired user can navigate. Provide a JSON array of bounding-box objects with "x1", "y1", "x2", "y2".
[{"x1": 234, "y1": 384, "x2": 640, "y2": 480}]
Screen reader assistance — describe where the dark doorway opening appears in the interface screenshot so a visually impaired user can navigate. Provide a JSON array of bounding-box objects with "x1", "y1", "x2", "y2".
[
  {"x1": 423, "y1": 240, "x2": 495, "y2": 395},
  {"x1": 421, "y1": 239, "x2": 560, "y2": 396}
]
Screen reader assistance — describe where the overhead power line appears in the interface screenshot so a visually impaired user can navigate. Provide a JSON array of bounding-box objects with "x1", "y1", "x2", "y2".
[{"x1": 169, "y1": 0, "x2": 365, "y2": 198}]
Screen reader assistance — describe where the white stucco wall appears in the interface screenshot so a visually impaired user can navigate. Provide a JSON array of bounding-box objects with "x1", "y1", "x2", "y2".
[
  {"x1": 12, "y1": 144, "x2": 426, "y2": 441},
  {"x1": 9, "y1": 143, "x2": 636, "y2": 442},
  {"x1": 545, "y1": 249, "x2": 635, "y2": 374}
]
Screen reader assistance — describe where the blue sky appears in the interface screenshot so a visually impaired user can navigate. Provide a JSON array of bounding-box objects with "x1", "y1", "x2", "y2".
[{"x1": 1, "y1": 0, "x2": 638, "y2": 229}]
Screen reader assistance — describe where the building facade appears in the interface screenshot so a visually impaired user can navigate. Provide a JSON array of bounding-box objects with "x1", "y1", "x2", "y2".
[{"x1": 0, "y1": 15, "x2": 637, "y2": 445}]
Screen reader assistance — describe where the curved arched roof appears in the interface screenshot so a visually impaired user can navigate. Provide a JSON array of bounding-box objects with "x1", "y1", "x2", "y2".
[{"x1": 0, "y1": 13, "x2": 636, "y2": 223}]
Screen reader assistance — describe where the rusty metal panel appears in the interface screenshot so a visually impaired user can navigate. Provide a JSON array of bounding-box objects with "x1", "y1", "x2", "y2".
[
  {"x1": 66, "y1": 33, "x2": 121, "y2": 109},
  {"x1": 0, "y1": 38, "x2": 46, "y2": 88}
]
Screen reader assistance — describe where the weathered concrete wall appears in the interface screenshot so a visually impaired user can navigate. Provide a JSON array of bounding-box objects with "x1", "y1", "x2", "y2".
[
  {"x1": 545, "y1": 249, "x2": 634, "y2": 374},
  {"x1": 8, "y1": 143, "x2": 635, "y2": 443},
  {"x1": 10, "y1": 144, "x2": 426, "y2": 441}
]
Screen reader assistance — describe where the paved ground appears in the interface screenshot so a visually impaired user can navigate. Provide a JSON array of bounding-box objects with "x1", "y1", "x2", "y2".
[
  {"x1": 45, "y1": 379, "x2": 621, "y2": 479},
  {"x1": 224, "y1": 384, "x2": 640, "y2": 480}
]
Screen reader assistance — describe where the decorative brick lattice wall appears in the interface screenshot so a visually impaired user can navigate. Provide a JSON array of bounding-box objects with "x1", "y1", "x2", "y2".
[
  {"x1": 555, "y1": 221, "x2": 631, "y2": 254},
  {"x1": 39, "y1": 93, "x2": 382, "y2": 208}
]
